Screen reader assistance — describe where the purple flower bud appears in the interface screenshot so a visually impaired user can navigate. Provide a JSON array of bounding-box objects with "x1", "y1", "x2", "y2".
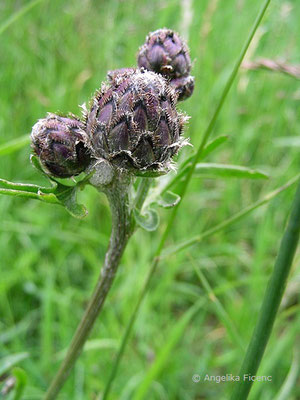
[
  {"x1": 170, "y1": 75, "x2": 195, "y2": 101},
  {"x1": 31, "y1": 113, "x2": 91, "y2": 178},
  {"x1": 85, "y1": 69, "x2": 187, "y2": 172},
  {"x1": 137, "y1": 29, "x2": 192, "y2": 79}
]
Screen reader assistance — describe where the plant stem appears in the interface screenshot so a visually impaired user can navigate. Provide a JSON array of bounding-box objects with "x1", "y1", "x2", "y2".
[
  {"x1": 44, "y1": 177, "x2": 134, "y2": 400},
  {"x1": 134, "y1": 178, "x2": 152, "y2": 210},
  {"x1": 230, "y1": 179, "x2": 300, "y2": 400}
]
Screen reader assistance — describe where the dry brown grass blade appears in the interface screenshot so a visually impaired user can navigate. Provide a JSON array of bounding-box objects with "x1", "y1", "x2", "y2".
[{"x1": 242, "y1": 58, "x2": 300, "y2": 79}]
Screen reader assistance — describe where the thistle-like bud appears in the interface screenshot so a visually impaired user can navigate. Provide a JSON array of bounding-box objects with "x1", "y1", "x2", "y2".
[
  {"x1": 137, "y1": 28, "x2": 192, "y2": 79},
  {"x1": 170, "y1": 75, "x2": 195, "y2": 101},
  {"x1": 137, "y1": 29, "x2": 194, "y2": 101},
  {"x1": 31, "y1": 113, "x2": 91, "y2": 178},
  {"x1": 85, "y1": 68, "x2": 187, "y2": 173}
]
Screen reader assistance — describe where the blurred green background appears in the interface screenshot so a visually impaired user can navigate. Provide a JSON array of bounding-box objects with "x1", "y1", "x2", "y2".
[{"x1": 0, "y1": 0, "x2": 300, "y2": 399}]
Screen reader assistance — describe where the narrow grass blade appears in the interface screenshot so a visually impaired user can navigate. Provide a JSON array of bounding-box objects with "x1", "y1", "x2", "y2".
[
  {"x1": 162, "y1": 135, "x2": 228, "y2": 193},
  {"x1": 0, "y1": 311, "x2": 38, "y2": 345},
  {"x1": 55, "y1": 339, "x2": 118, "y2": 362},
  {"x1": 0, "y1": 135, "x2": 30, "y2": 156},
  {"x1": 194, "y1": 163, "x2": 268, "y2": 179},
  {"x1": 162, "y1": 174, "x2": 300, "y2": 257},
  {"x1": 0, "y1": 0, "x2": 45, "y2": 36},
  {"x1": 274, "y1": 136, "x2": 300, "y2": 147},
  {"x1": 0, "y1": 353, "x2": 29, "y2": 376},
  {"x1": 191, "y1": 258, "x2": 244, "y2": 350},
  {"x1": 230, "y1": 179, "x2": 300, "y2": 399},
  {"x1": 12, "y1": 367, "x2": 27, "y2": 400},
  {"x1": 179, "y1": 135, "x2": 229, "y2": 174},
  {"x1": 249, "y1": 316, "x2": 300, "y2": 399},
  {"x1": 199, "y1": 135, "x2": 229, "y2": 160},
  {"x1": 133, "y1": 299, "x2": 205, "y2": 400},
  {"x1": 275, "y1": 349, "x2": 299, "y2": 400}
]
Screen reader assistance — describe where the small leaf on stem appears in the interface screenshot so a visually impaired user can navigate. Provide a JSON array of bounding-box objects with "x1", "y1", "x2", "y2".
[
  {"x1": 156, "y1": 191, "x2": 181, "y2": 208},
  {"x1": 133, "y1": 208, "x2": 160, "y2": 231},
  {"x1": 0, "y1": 156, "x2": 88, "y2": 218}
]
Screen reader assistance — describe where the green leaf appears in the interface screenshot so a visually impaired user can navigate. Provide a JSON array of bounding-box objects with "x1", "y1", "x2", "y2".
[
  {"x1": 55, "y1": 185, "x2": 88, "y2": 218},
  {"x1": 0, "y1": 177, "x2": 56, "y2": 194},
  {"x1": 0, "y1": 353, "x2": 29, "y2": 376},
  {"x1": 194, "y1": 163, "x2": 269, "y2": 179},
  {"x1": 0, "y1": 135, "x2": 30, "y2": 157},
  {"x1": 12, "y1": 368, "x2": 27, "y2": 400},
  {"x1": 161, "y1": 135, "x2": 229, "y2": 193},
  {"x1": 0, "y1": 173, "x2": 59, "y2": 204},
  {"x1": 0, "y1": 186, "x2": 59, "y2": 203},
  {"x1": 133, "y1": 208, "x2": 160, "y2": 232},
  {"x1": 156, "y1": 191, "x2": 181, "y2": 208},
  {"x1": 0, "y1": 160, "x2": 88, "y2": 218}
]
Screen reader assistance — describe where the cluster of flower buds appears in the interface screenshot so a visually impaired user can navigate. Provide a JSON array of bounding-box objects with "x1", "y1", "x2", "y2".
[
  {"x1": 137, "y1": 28, "x2": 194, "y2": 101},
  {"x1": 31, "y1": 28, "x2": 194, "y2": 180}
]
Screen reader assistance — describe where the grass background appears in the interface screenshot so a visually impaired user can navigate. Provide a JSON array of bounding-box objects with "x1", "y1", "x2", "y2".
[{"x1": 0, "y1": 0, "x2": 300, "y2": 399}]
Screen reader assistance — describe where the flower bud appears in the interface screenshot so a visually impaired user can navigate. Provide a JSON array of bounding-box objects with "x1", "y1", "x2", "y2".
[
  {"x1": 31, "y1": 113, "x2": 91, "y2": 178},
  {"x1": 137, "y1": 29, "x2": 192, "y2": 79},
  {"x1": 85, "y1": 68, "x2": 187, "y2": 173},
  {"x1": 170, "y1": 75, "x2": 195, "y2": 101}
]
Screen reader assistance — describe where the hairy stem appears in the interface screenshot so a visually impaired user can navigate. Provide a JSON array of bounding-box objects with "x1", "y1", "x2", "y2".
[{"x1": 43, "y1": 177, "x2": 133, "y2": 400}]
